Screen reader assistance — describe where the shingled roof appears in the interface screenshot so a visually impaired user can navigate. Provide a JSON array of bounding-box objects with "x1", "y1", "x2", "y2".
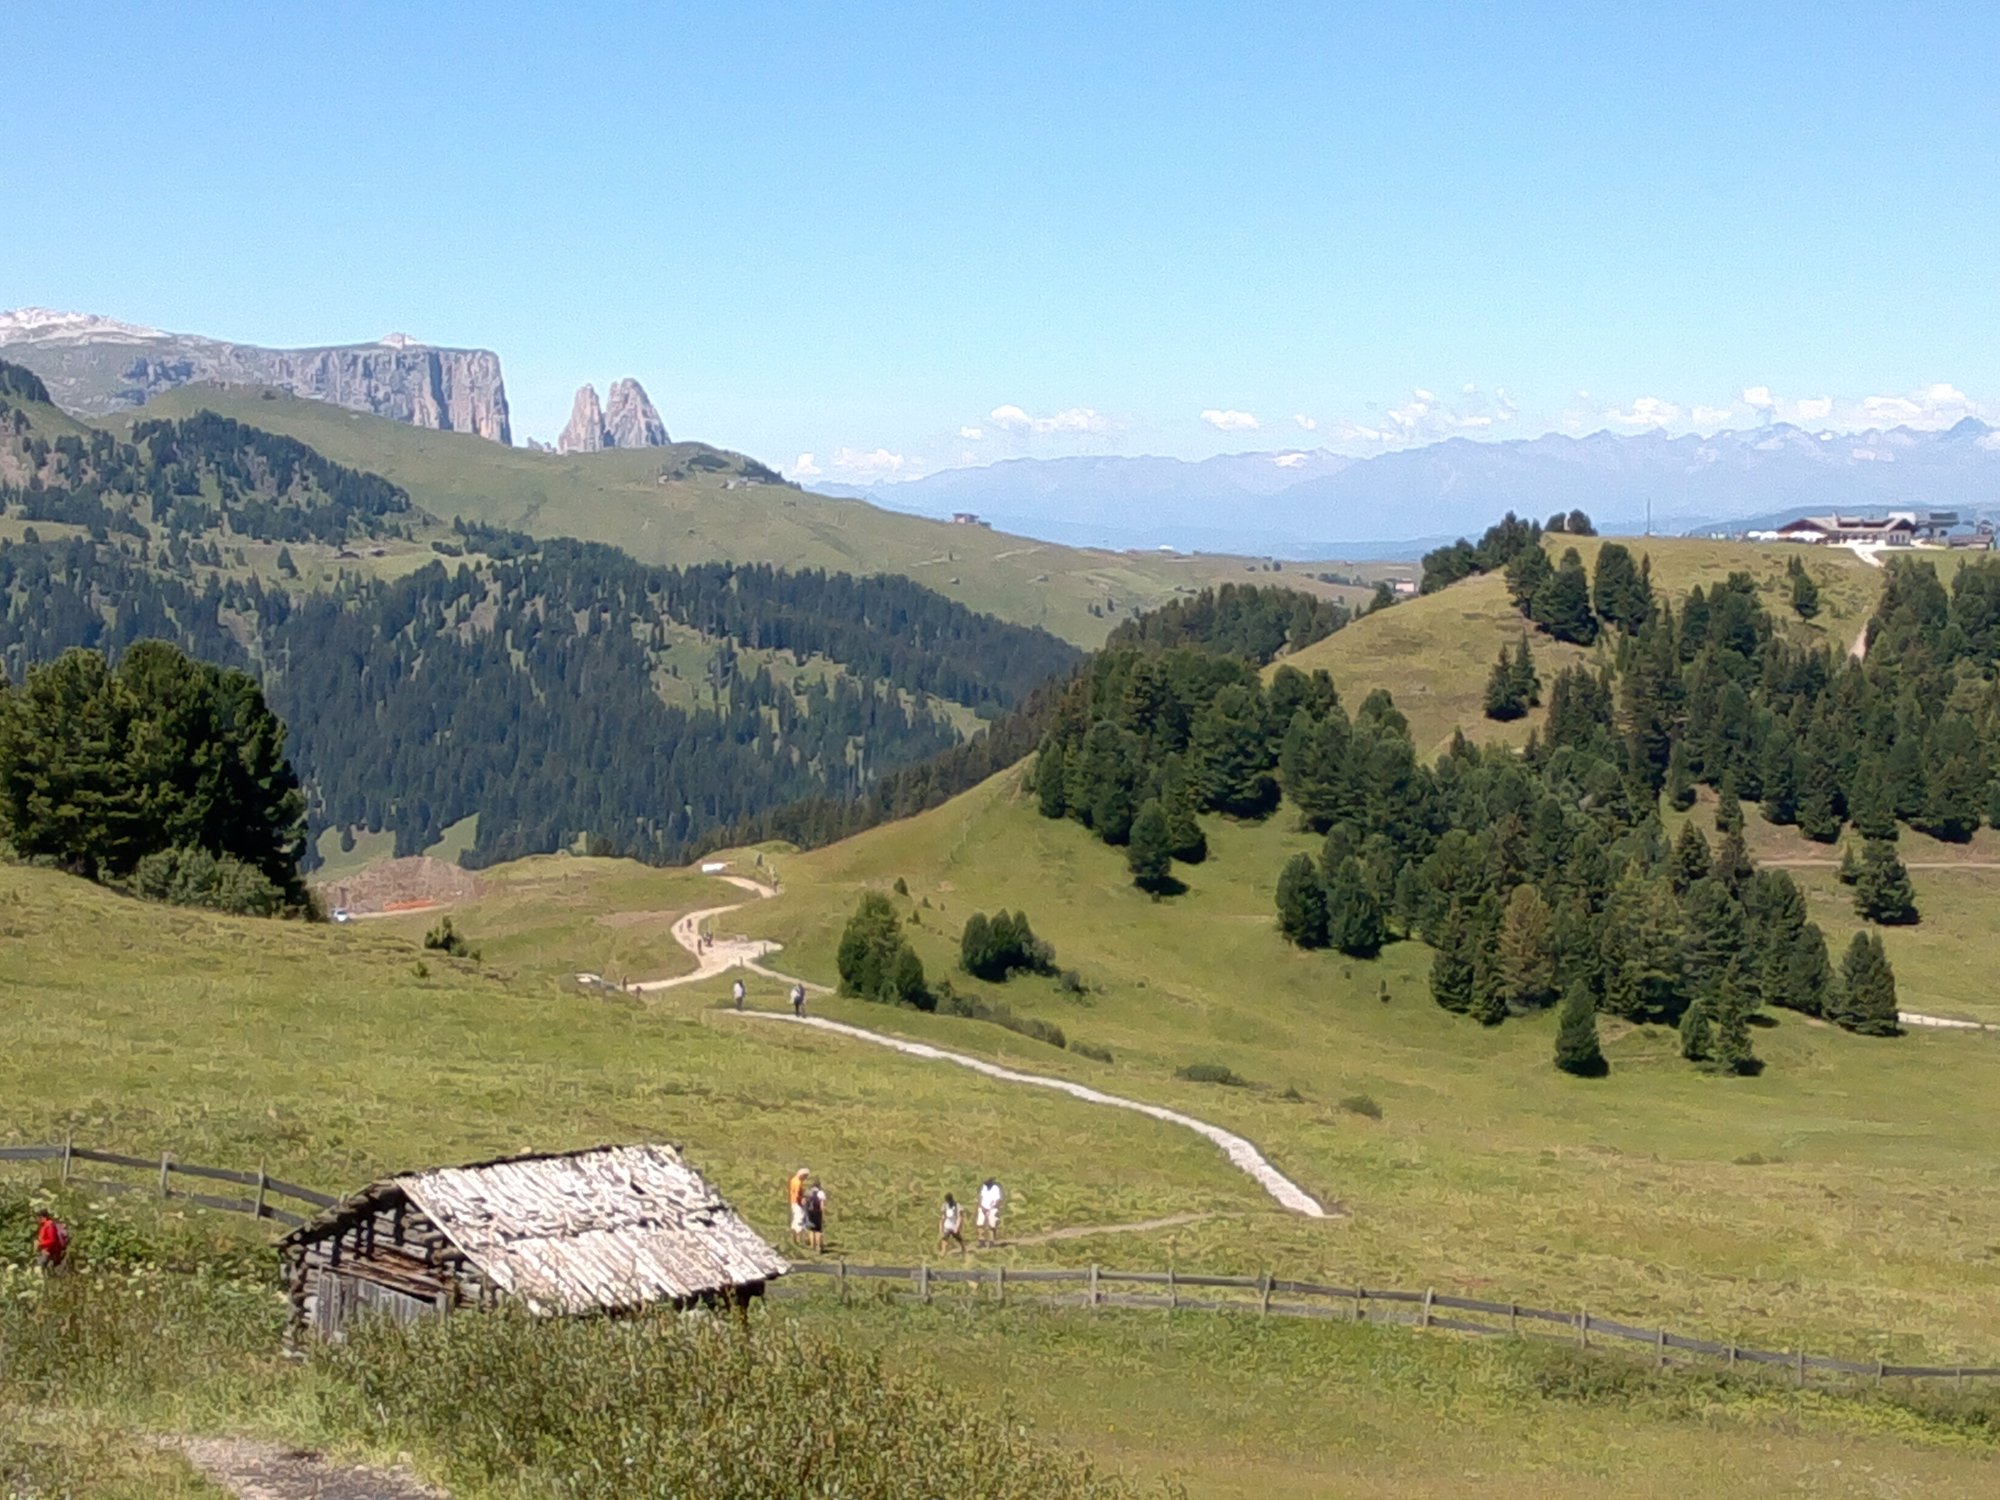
[{"x1": 286, "y1": 1143, "x2": 788, "y2": 1314}]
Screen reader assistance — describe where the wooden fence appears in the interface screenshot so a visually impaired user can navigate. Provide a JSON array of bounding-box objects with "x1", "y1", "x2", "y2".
[
  {"x1": 6, "y1": 1143, "x2": 1995, "y2": 1387},
  {"x1": 780, "y1": 1259, "x2": 2000, "y2": 1388},
  {"x1": 0, "y1": 1140, "x2": 337, "y2": 1228}
]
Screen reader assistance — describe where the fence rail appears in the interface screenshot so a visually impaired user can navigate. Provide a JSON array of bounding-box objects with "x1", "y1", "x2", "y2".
[
  {"x1": 0, "y1": 1139, "x2": 337, "y2": 1229},
  {"x1": 780, "y1": 1259, "x2": 2000, "y2": 1388}
]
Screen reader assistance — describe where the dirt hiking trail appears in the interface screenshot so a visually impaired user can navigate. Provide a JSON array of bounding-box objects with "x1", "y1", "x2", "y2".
[{"x1": 175, "y1": 1438, "x2": 442, "y2": 1500}]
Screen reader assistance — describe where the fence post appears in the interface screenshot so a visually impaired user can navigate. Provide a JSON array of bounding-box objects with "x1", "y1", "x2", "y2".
[
  {"x1": 1167, "y1": 1261, "x2": 1177, "y2": 1311},
  {"x1": 839, "y1": 1260, "x2": 848, "y2": 1302},
  {"x1": 1577, "y1": 1307, "x2": 1589, "y2": 1350},
  {"x1": 1656, "y1": 1328, "x2": 1668, "y2": 1368},
  {"x1": 60, "y1": 1134, "x2": 72, "y2": 1184},
  {"x1": 1089, "y1": 1263, "x2": 1100, "y2": 1309},
  {"x1": 918, "y1": 1262, "x2": 930, "y2": 1303},
  {"x1": 1509, "y1": 1301, "x2": 1518, "y2": 1338},
  {"x1": 1875, "y1": 1359, "x2": 1884, "y2": 1386},
  {"x1": 1354, "y1": 1285, "x2": 1365, "y2": 1323},
  {"x1": 1796, "y1": 1349, "x2": 1806, "y2": 1388},
  {"x1": 1420, "y1": 1287, "x2": 1433, "y2": 1329},
  {"x1": 159, "y1": 1150, "x2": 171, "y2": 1198},
  {"x1": 254, "y1": 1162, "x2": 268, "y2": 1221},
  {"x1": 1957, "y1": 1366, "x2": 1965, "y2": 1392},
  {"x1": 997, "y1": 1264, "x2": 1005, "y2": 1306},
  {"x1": 1727, "y1": 1343, "x2": 1737, "y2": 1369},
  {"x1": 1260, "y1": 1271, "x2": 1273, "y2": 1317}
]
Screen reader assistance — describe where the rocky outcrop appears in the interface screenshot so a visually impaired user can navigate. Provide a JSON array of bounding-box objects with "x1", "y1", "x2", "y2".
[
  {"x1": 605, "y1": 378, "x2": 669, "y2": 447},
  {"x1": 558, "y1": 377, "x2": 669, "y2": 453},
  {"x1": 559, "y1": 384, "x2": 608, "y2": 453},
  {"x1": 0, "y1": 308, "x2": 513, "y2": 443}
]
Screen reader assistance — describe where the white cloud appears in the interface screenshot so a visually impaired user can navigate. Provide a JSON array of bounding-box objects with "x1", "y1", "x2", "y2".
[
  {"x1": 958, "y1": 426, "x2": 985, "y2": 440},
  {"x1": 1273, "y1": 451, "x2": 1309, "y2": 468},
  {"x1": 790, "y1": 452, "x2": 822, "y2": 480},
  {"x1": 1690, "y1": 404, "x2": 1735, "y2": 426},
  {"x1": 1292, "y1": 413, "x2": 1318, "y2": 431},
  {"x1": 829, "y1": 446, "x2": 910, "y2": 477},
  {"x1": 1795, "y1": 396, "x2": 1833, "y2": 421},
  {"x1": 1200, "y1": 408, "x2": 1261, "y2": 432},
  {"x1": 1608, "y1": 396, "x2": 1681, "y2": 428},
  {"x1": 989, "y1": 403, "x2": 1109, "y2": 434},
  {"x1": 1742, "y1": 385, "x2": 1775, "y2": 411}
]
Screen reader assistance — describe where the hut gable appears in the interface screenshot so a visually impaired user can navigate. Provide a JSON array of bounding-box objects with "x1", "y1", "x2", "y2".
[
  {"x1": 396, "y1": 1143, "x2": 788, "y2": 1314},
  {"x1": 282, "y1": 1143, "x2": 785, "y2": 1340}
]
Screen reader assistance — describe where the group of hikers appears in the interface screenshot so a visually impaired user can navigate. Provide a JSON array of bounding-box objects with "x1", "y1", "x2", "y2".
[
  {"x1": 782, "y1": 1170, "x2": 1006, "y2": 1257},
  {"x1": 734, "y1": 976, "x2": 808, "y2": 1017}
]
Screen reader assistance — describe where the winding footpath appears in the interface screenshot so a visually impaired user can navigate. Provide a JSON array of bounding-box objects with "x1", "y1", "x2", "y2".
[{"x1": 638, "y1": 875, "x2": 1327, "y2": 1218}]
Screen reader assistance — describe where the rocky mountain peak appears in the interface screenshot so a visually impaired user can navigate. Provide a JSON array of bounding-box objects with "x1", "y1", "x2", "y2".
[
  {"x1": 558, "y1": 384, "x2": 607, "y2": 454},
  {"x1": 604, "y1": 378, "x2": 669, "y2": 448}
]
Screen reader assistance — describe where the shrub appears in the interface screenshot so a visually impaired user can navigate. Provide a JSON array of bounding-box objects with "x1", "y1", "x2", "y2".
[
  {"x1": 123, "y1": 846, "x2": 288, "y2": 917},
  {"x1": 423, "y1": 916, "x2": 479, "y2": 960},
  {"x1": 1337, "y1": 1093, "x2": 1382, "y2": 1119},
  {"x1": 838, "y1": 893, "x2": 931, "y2": 1009},
  {"x1": 936, "y1": 987, "x2": 1067, "y2": 1049},
  {"x1": 1175, "y1": 1061, "x2": 1249, "y2": 1087},
  {"x1": 1069, "y1": 1039, "x2": 1114, "y2": 1063},
  {"x1": 960, "y1": 908, "x2": 1056, "y2": 981}
]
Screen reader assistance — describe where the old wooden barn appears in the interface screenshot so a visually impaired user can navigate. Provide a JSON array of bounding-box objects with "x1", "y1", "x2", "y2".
[{"x1": 280, "y1": 1142, "x2": 788, "y2": 1341}]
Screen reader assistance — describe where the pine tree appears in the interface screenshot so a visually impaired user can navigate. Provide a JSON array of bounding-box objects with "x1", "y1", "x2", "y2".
[
  {"x1": 1188, "y1": 684, "x2": 1279, "y2": 819},
  {"x1": 1836, "y1": 841, "x2": 1861, "y2": 885},
  {"x1": 1796, "y1": 713, "x2": 1845, "y2": 842},
  {"x1": 1324, "y1": 854, "x2": 1386, "y2": 958},
  {"x1": 1591, "y1": 542, "x2": 1652, "y2": 632},
  {"x1": 1833, "y1": 930, "x2": 1902, "y2": 1036},
  {"x1": 1678, "y1": 998, "x2": 1713, "y2": 1061},
  {"x1": 1758, "y1": 719, "x2": 1800, "y2": 826},
  {"x1": 1280, "y1": 708, "x2": 1356, "y2": 834},
  {"x1": 1034, "y1": 737, "x2": 1068, "y2": 818},
  {"x1": 1847, "y1": 755, "x2": 1897, "y2": 841},
  {"x1": 1916, "y1": 714, "x2": 1985, "y2": 842},
  {"x1": 1275, "y1": 851, "x2": 1328, "y2": 946},
  {"x1": 1712, "y1": 986, "x2": 1759, "y2": 1075},
  {"x1": 1531, "y1": 548, "x2": 1599, "y2": 645},
  {"x1": 1713, "y1": 773, "x2": 1744, "y2": 835},
  {"x1": 1503, "y1": 544, "x2": 1553, "y2": 612},
  {"x1": 1429, "y1": 904, "x2": 1475, "y2": 1014},
  {"x1": 1159, "y1": 756, "x2": 1208, "y2": 864},
  {"x1": 1853, "y1": 838, "x2": 1919, "y2": 924},
  {"x1": 1510, "y1": 636, "x2": 1542, "y2": 707},
  {"x1": 1127, "y1": 799, "x2": 1174, "y2": 895},
  {"x1": 1670, "y1": 820, "x2": 1711, "y2": 894},
  {"x1": 1483, "y1": 647, "x2": 1527, "y2": 721},
  {"x1": 1553, "y1": 977, "x2": 1607, "y2": 1077},
  {"x1": 1493, "y1": 883, "x2": 1556, "y2": 1009},
  {"x1": 1787, "y1": 554, "x2": 1820, "y2": 619},
  {"x1": 960, "y1": 912, "x2": 992, "y2": 976},
  {"x1": 1663, "y1": 737, "x2": 1696, "y2": 811}
]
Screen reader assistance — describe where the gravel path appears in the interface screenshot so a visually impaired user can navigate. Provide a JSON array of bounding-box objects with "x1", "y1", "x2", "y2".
[
  {"x1": 643, "y1": 874, "x2": 1327, "y2": 1218},
  {"x1": 175, "y1": 1438, "x2": 442, "y2": 1500}
]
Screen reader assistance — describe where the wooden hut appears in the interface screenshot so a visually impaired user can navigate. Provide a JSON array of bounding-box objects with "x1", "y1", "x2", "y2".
[{"x1": 280, "y1": 1142, "x2": 788, "y2": 1341}]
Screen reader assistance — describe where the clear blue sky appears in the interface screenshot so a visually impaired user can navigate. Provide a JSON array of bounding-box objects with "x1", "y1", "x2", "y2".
[{"x1": 10, "y1": 2, "x2": 1998, "y2": 479}]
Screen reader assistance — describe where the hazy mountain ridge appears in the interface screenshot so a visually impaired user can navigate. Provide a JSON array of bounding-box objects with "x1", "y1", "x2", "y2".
[
  {"x1": 828, "y1": 420, "x2": 2000, "y2": 551},
  {"x1": 0, "y1": 308, "x2": 512, "y2": 443}
]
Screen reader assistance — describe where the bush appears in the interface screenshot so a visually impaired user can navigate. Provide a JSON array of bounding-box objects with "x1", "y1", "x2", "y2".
[
  {"x1": 319, "y1": 1307, "x2": 1138, "y2": 1500},
  {"x1": 936, "y1": 986, "x2": 1067, "y2": 1049},
  {"x1": 423, "y1": 916, "x2": 480, "y2": 960},
  {"x1": 1068, "y1": 1039, "x2": 1114, "y2": 1063},
  {"x1": 1175, "y1": 1061, "x2": 1249, "y2": 1087},
  {"x1": 1337, "y1": 1093, "x2": 1383, "y2": 1119},
  {"x1": 960, "y1": 909, "x2": 1056, "y2": 981},
  {"x1": 838, "y1": 893, "x2": 931, "y2": 1009},
  {"x1": 122, "y1": 846, "x2": 289, "y2": 917}
]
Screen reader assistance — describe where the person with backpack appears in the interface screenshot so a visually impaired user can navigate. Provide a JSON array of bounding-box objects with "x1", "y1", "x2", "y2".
[
  {"x1": 34, "y1": 1210, "x2": 69, "y2": 1274},
  {"x1": 803, "y1": 1179, "x2": 828, "y2": 1255},
  {"x1": 938, "y1": 1192, "x2": 965, "y2": 1254},
  {"x1": 791, "y1": 982, "x2": 806, "y2": 1018}
]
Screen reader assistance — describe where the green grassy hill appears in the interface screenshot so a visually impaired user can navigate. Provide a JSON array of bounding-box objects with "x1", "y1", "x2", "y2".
[
  {"x1": 112, "y1": 386, "x2": 1367, "y2": 647},
  {"x1": 1284, "y1": 536, "x2": 1883, "y2": 756}
]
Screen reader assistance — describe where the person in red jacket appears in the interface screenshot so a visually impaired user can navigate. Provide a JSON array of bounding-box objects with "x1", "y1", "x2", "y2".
[{"x1": 35, "y1": 1210, "x2": 69, "y2": 1274}]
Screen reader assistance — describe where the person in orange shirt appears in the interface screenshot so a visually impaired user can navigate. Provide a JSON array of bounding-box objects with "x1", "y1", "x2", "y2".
[{"x1": 787, "y1": 1167, "x2": 811, "y2": 1246}]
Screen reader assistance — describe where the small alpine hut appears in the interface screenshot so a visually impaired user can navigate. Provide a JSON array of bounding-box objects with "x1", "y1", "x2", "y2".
[{"x1": 280, "y1": 1143, "x2": 788, "y2": 1342}]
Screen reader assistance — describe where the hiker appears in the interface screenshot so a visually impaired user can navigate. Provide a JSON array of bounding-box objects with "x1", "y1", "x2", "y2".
[
  {"x1": 34, "y1": 1210, "x2": 69, "y2": 1275},
  {"x1": 788, "y1": 1166, "x2": 811, "y2": 1245},
  {"x1": 976, "y1": 1178, "x2": 1003, "y2": 1247},
  {"x1": 791, "y1": 982, "x2": 806, "y2": 1018},
  {"x1": 939, "y1": 1192, "x2": 965, "y2": 1254},
  {"x1": 804, "y1": 1179, "x2": 828, "y2": 1254},
  {"x1": 732, "y1": 976, "x2": 746, "y2": 1010}
]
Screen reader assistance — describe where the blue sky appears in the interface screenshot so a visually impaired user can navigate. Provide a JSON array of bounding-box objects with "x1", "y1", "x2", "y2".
[{"x1": 9, "y1": 3, "x2": 1998, "y2": 481}]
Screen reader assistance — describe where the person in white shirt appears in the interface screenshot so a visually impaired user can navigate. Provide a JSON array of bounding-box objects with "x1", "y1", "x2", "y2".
[
  {"x1": 732, "y1": 977, "x2": 746, "y2": 1010},
  {"x1": 976, "y1": 1178, "x2": 1003, "y2": 1246},
  {"x1": 938, "y1": 1193, "x2": 965, "y2": 1254}
]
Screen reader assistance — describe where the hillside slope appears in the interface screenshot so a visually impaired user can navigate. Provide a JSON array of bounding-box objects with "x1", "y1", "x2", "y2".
[
  {"x1": 116, "y1": 386, "x2": 1364, "y2": 647},
  {"x1": 1284, "y1": 535, "x2": 1884, "y2": 756}
]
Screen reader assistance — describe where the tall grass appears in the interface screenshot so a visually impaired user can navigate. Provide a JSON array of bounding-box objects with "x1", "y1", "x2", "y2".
[{"x1": 321, "y1": 1306, "x2": 1148, "y2": 1499}]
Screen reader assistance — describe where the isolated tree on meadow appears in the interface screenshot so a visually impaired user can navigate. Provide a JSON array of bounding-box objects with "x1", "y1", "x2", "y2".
[
  {"x1": 1853, "y1": 839, "x2": 1919, "y2": 925},
  {"x1": 1483, "y1": 646, "x2": 1528, "y2": 721},
  {"x1": 1832, "y1": 930, "x2": 1901, "y2": 1036},
  {"x1": 1554, "y1": 977, "x2": 1607, "y2": 1077},
  {"x1": 1127, "y1": 799, "x2": 1175, "y2": 895},
  {"x1": 1678, "y1": 998, "x2": 1713, "y2": 1062}
]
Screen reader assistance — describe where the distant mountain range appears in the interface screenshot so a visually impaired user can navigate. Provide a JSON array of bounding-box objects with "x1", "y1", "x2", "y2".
[{"x1": 822, "y1": 421, "x2": 2000, "y2": 553}]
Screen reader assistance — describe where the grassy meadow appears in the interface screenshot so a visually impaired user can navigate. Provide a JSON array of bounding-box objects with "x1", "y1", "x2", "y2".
[{"x1": 110, "y1": 387, "x2": 1368, "y2": 647}]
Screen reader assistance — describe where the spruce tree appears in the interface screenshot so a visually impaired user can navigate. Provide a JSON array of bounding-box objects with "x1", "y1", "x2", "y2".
[
  {"x1": 1591, "y1": 542, "x2": 1652, "y2": 632},
  {"x1": 1324, "y1": 854, "x2": 1386, "y2": 958},
  {"x1": 1678, "y1": 998, "x2": 1713, "y2": 1061},
  {"x1": 1714, "y1": 773, "x2": 1744, "y2": 835},
  {"x1": 1787, "y1": 554, "x2": 1820, "y2": 619},
  {"x1": 1834, "y1": 930, "x2": 1902, "y2": 1036},
  {"x1": 1503, "y1": 544, "x2": 1553, "y2": 613},
  {"x1": 1429, "y1": 904, "x2": 1475, "y2": 1014},
  {"x1": 1712, "y1": 986, "x2": 1759, "y2": 1075},
  {"x1": 1188, "y1": 684, "x2": 1279, "y2": 819},
  {"x1": 1483, "y1": 647, "x2": 1527, "y2": 721},
  {"x1": 1836, "y1": 841, "x2": 1861, "y2": 885},
  {"x1": 1159, "y1": 757, "x2": 1208, "y2": 864},
  {"x1": 1275, "y1": 851, "x2": 1329, "y2": 946},
  {"x1": 1796, "y1": 714, "x2": 1845, "y2": 842},
  {"x1": 1532, "y1": 548, "x2": 1599, "y2": 645},
  {"x1": 1034, "y1": 737, "x2": 1068, "y2": 818},
  {"x1": 1847, "y1": 756, "x2": 1897, "y2": 841},
  {"x1": 1758, "y1": 720, "x2": 1800, "y2": 826},
  {"x1": 1127, "y1": 799, "x2": 1174, "y2": 894},
  {"x1": 1664, "y1": 738, "x2": 1696, "y2": 812},
  {"x1": 1853, "y1": 838, "x2": 1919, "y2": 924},
  {"x1": 1510, "y1": 636, "x2": 1542, "y2": 707},
  {"x1": 1670, "y1": 820, "x2": 1711, "y2": 894},
  {"x1": 1493, "y1": 883, "x2": 1556, "y2": 1009},
  {"x1": 1553, "y1": 977, "x2": 1608, "y2": 1076}
]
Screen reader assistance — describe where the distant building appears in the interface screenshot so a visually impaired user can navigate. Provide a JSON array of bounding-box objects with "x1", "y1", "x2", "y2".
[
  {"x1": 1775, "y1": 513, "x2": 1921, "y2": 544},
  {"x1": 1389, "y1": 578, "x2": 1420, "y2": 597},
  {"x1": 950, "y1": 512, "x2": 991, "y2": 527},
  {"x1": 281, "y1": 1143, "x2": 786, "y2": 1343}
]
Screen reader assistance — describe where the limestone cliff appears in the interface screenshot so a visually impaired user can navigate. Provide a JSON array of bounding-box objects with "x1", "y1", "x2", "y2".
[
  {"x1": 0, "y1": 309, "x2": 513, "y2": 443},
  {"x1": 558, "y1": 384, "x2": 607, "y2": 453},
  {"x1": 604, "y1": 378, "x2": 669, "y2": 447}
]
